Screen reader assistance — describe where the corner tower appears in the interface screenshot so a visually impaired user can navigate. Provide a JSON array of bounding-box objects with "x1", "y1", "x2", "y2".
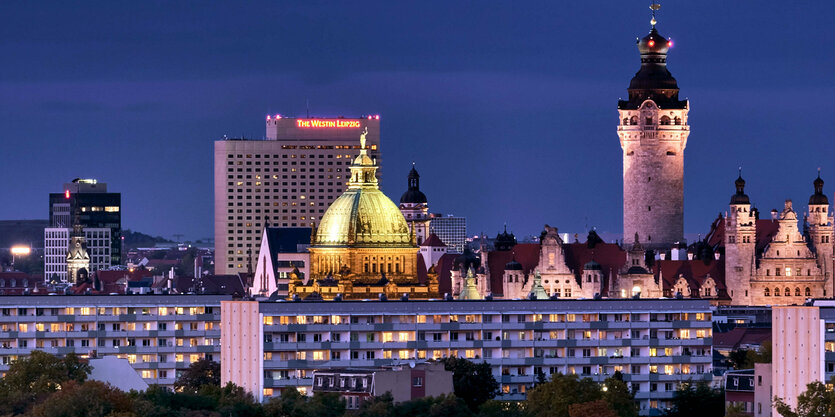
[{"x1": 618, "y1": 5, "x2": 690, "y2": 249}]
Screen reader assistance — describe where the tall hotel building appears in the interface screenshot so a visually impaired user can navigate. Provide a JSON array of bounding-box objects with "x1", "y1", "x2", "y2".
[{"x1": 214, "y1": 115, "x2": 381, "y2": 274}]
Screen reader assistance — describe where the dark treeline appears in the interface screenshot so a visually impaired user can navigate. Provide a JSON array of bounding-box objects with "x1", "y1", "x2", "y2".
[{"x1": 0, "y1": 352, "x2": 724, "y2": 417}]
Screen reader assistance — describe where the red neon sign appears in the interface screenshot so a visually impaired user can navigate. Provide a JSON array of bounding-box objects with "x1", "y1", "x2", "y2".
[{"x1": 296, "y1": 119, "x2": 362, "y2": 128}]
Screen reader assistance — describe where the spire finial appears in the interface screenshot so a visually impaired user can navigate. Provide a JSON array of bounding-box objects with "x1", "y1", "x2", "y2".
[
  {"x1": 738, "y1": 166, "x2": 742, "y2": 178},
  {"x1": 650, "y1": 2, "x2": 661, "y2": 27},
  {"x1": 818, "y1": 167, "x2": 822, "y2": 178}
]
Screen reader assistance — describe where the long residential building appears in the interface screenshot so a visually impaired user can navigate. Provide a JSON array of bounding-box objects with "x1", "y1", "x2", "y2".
[
  {"x1": 222, "y1": 298, "x2": 713, "y2": 415},
  {"x1": 0, "y1": 295, "x2": 228, "y2": 390}
]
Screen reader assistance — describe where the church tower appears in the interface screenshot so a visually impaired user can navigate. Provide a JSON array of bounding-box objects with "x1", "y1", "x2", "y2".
[
  {"x1": 66, "y1": 206, "x2": 90, "y2": 284},
  {"x1": 399, "y1": 164, "x2": 430, "y2": 245},
  {"x1": 618, "y1": 4, "x2": 690, "y2": 249}
]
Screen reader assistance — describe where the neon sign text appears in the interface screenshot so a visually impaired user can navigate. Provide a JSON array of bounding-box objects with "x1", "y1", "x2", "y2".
[{"x1": 296, "y1": 119, "x2": 361, "y2": 128}]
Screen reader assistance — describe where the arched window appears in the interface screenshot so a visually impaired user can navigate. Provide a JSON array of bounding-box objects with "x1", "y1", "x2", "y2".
[
  {"x1": 623, "y1": 118, "x2": 629, "y2": 125},
  {"x1": 795, "y1": 287, "x2": 801, "y2": 297},
  {"x1": 660, "y1": 116, "x2": 671, "y2": 125},
  {"x1": 785, "y1": 287, "x2": 791, "y2": 297},
  {"x1": 806, "y1": 287, "x2": 812, "y2": 297},
  {"x1": 764, "y1": 288, "x2": 770, "y2": 296},
  {"x1": 674, "y1": 116, "x2": 681, "y2": 125},
  {"x1": 774, "y1": 287, "x2": 780, "y2": 296},
  {"x1": 630, "y1": 116, "x2": 638, "y2": 125}
]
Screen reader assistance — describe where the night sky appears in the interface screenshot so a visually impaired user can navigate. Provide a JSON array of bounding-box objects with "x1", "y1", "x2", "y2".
[{"x1": 2, "y1": 1, "x2": 834, "y2": 242}]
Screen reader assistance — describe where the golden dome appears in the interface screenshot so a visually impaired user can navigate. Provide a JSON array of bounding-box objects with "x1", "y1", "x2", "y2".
[{"x1": 314, "y1": 128, "x2": 414, "y2": 248}]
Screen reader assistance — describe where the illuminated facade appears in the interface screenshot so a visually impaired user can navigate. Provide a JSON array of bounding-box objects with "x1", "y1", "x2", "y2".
[
  {"x1": 618, "y1": 14, "x2": 689, "y2": 249},
  {"x1": 721, "y1": 175, "x2": 834, "y2": 306},
  {"x1": 295, "y1": 130, "x2": 437, "y2": 300},
  {"x1": 214, "y1": 116, "x2": 381, "y2": 275},
  {"x1": 221, "y1": 298, "x2": 714, "y2": 415},
  {"x1": 0, "y1": 295, "x2": 226, "y2": 391}
]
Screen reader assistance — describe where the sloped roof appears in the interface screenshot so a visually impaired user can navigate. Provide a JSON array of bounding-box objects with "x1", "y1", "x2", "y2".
[
  {"x1": 654, "y1": 259, "x2": 726, "y2": 293},
  {"x1": 713, "y1": 327, "x2": 771, "y2": 351},
  {"x1": 486, "y1": 244, "x2": 540, "y2": 296},
  {"x1": 420, "y1": 233, "x2": 446, "y2": 247},
  {"x1": 707, "y1": 217, "x2": 780, "y2": 253}
]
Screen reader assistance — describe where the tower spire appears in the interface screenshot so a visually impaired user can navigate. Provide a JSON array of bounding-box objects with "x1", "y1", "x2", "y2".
[{"x1": 650, "y1": 2, "x2": 661, "y2": 28}]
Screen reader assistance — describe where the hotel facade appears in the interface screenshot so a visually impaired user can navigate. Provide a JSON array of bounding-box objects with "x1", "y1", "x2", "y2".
[{"x1": 214, "y1": 116, "x2": 381, "y2": 275}]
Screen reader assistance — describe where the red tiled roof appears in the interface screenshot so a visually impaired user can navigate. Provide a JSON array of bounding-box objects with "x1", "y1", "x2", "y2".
[
  {"x1": 713, "y1": 327, "x2": 771, "y2": 350},
  {"x1": 486, "y1": 244, "x2": 540, "y2": 296},
  {"x1": 707, "y1": 217, "x2": 780, "y2": 252},
  {"x1": 564, "y1": 243, "x2": 626, "y2": 297},
  {"x1": 654, "y1": 259, "x2": 725, "y2": 290},
  {"x1": 420, "y1": 233, "x2": 447, "y2": 247}
]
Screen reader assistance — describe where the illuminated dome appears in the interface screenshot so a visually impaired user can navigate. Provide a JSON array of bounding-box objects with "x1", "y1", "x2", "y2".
[{"x1": 314, "y1": 128, "x2": 413, "y2": 248}]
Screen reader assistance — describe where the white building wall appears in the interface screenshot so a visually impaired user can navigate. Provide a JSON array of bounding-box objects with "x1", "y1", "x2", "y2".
[{"x1": 772, "y1": 306, "x2": 822, "y2": 413}]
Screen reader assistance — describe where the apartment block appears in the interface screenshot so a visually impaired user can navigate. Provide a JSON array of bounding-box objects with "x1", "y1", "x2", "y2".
[
  {"x1": 221, "y1": 299, "x2": 713, "y2": 415},
  {"x1": 0, "y1": 295, "x2": 229, "y2": 390}
]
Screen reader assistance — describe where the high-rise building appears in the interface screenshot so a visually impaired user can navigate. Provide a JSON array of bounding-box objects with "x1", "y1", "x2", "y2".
[
  {"x1": 618, "y1": 10, "x2": 689, "y2": 249},
  {"x1": 44, "y1": 179, "x2": 121, "y2": 282},
  {"x1": 214, "y1": 115, "x2": 380, "y2": 275},
  {"x1": 429, "y1": 214, "x2": 466, "y2": 253}
]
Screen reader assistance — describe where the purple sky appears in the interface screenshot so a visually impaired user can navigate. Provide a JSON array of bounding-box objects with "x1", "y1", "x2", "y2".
[{"x1": 1, "y1": 1, "x2": 834, "y2": 241}]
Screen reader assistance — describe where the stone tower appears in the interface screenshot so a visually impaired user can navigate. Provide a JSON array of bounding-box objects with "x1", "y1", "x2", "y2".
[
  {"x1": 618, "y1": 9, "x2": 689, "y2": 249},
  {"x1": 724, "y1": 174, "x2": 756, "y2": 304},
  {"x1": 805, "y1": 173, "x2": 834, "y2": 296}
]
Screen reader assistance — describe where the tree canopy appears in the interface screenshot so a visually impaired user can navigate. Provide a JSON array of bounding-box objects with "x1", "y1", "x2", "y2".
[
  {"x1": 664, "y1": 380, "x2": 724, "y2": 417},
  {"x1": 442, "y1": 357, "x2": 500, "y2": 412},
  {"x1": 525, "y1": 373, "x2": 637, "y2": 417},
  {"x1": 774, "y1": 378, "x2": 835, "y2": 417},
  {"x1": 175, "y1": 357, "x2": 221, "y2": 392}
]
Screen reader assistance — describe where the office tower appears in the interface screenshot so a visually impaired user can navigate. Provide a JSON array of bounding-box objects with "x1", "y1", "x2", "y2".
[
  {"x1": 44, "y1": 179, "x2": 121, "y2": 282},
  {"x1": 214, "y1": 115, "x2": 380, "y2": 275},
  {"x1": 429, "y1": 214, "x2": 467, "y2": 254}
]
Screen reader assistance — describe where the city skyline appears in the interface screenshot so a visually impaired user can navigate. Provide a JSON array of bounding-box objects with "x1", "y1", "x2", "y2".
[{"x1": 1, "y1": 1, "x2": 834, "y2": 241}]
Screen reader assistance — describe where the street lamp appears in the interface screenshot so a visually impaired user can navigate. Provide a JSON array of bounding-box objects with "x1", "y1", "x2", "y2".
[{"x1": 10, "y1": 246, "x2": 31, "y2": 269}]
